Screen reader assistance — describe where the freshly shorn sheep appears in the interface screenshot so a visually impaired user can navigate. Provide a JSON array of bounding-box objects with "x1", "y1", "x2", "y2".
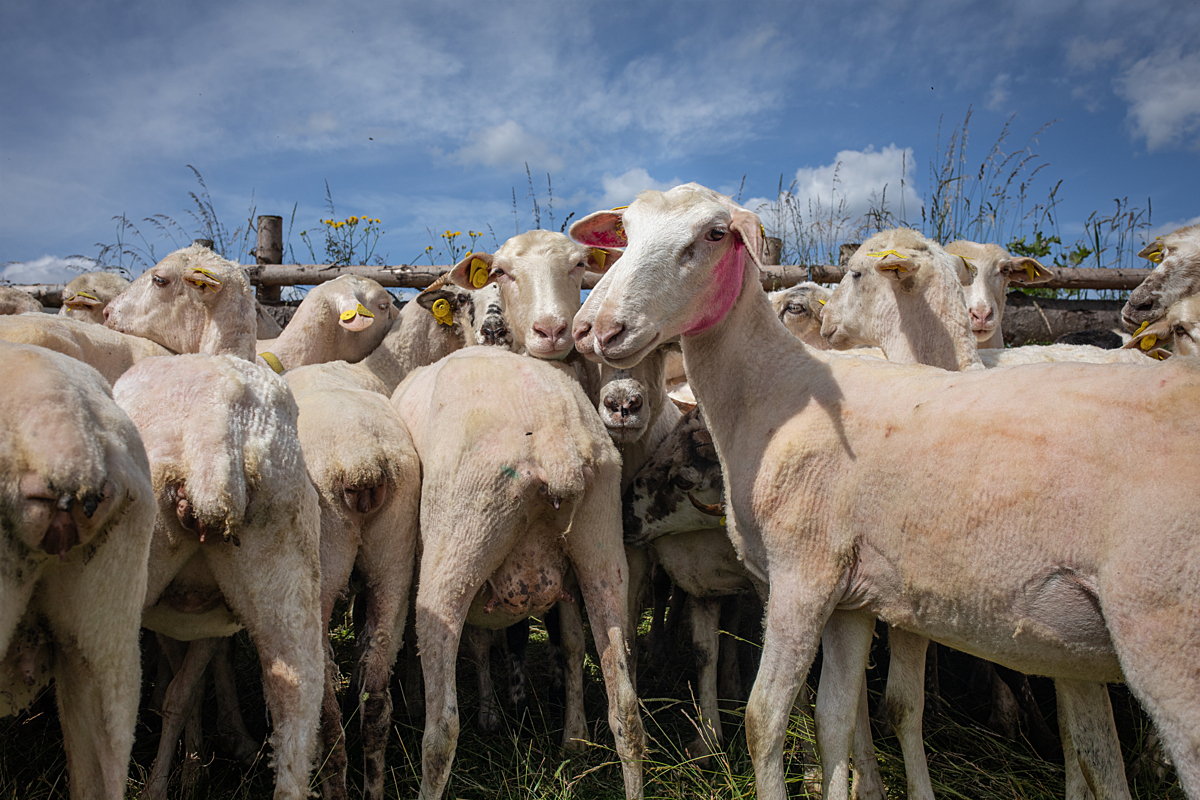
[
  {"x1": 768, "y1": 282, "x2": 832, "y2": 350},
  {"x1": 572, "y1": 183, "x2": 1200, "y2": 800},
  {"x1": 393, "y1": 347, "x2": 645, "y2": 800},
  {"x1": 1, "y1": 342, "x2": 156, "y2": 800},
  {"x1": 58, "y1": 272, "x2": 131, "y2": 325},
  {"x1": 0, "y1": 285, "x2": 43, "y2": 315},
  {"x1": 1122, "y1": 223, "x2": 1200, "y2": 330},
  {"x1": 255, "y1": 275, "x2": 399, "y2": 373},
  {"x1": 114, "y1": 355, "x2": 323, "y2": 800},
  {"x1": 0, "y1": 315, "x2": 171, "y2": 385},
  {"x1": 943, "y1": 240, "x2": 1053, "y2": 349}
]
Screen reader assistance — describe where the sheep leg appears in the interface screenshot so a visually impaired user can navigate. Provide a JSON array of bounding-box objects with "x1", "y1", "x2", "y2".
[
  {"x1": 564, "y1": 484, "x2": 645, "y2": 800},
  {"x1": 645, "y1": 568, "x2": 672, "y2": 665},
  {"x1": 504, "y1": 618, "x2": 530, "y2": 718},
  {"x1": 206, "y1": 539, "x2": 323, "y2": 800},
  {"x1": 716, "y1": 595, "x2": 743, "y2": 702},
  {"x1": 746, "y1": 577, "x2": 838, "y2": 800},
  {"x1": 622, "y1": 544, "x2": 651, "y2": 687},
  {"x1": 883, "y1": 627, "x2": 934, "y2": 800},
  {"x1": 211, "y1": 637, "x2": 259, "y2": 765},
  {"x1": 686, "y1": 596, "x2": 723, "y2": 761},
  {"x1": 557, "y1": 597, "x2": 588, "y2": 753},
  {"x1": 143, "y1": 637, "x2": 219, "y2": 800},
  {"x1": 851, "y1": 674, "x2": 888, "y2": 800},
  {"x1": 815, "y1": 610, "x2": 876, "y2": 800},
  {"x1": 353, "y1": 579, "x2": 412, "y2": 800},
  {"x1": 40, "y1": 538, "x2": 147, "y2": 800},
  {"x1": 464, "y1": 625, "x2": 501, "y2": 732},
  {"x1": 1056, "y1": 680, "x2": 1130, "y2": 800}
]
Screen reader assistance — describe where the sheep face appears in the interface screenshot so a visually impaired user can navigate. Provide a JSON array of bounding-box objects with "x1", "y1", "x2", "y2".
[
  {"x1": 571, "y1": 183, "x2": 764, "y2": 369},
  {"x1": 1123, "y1": 223, "x2": 1200, "y2": 330},
  {"x1": 597, "y1": 345, "x2": 671, "y2": 444},
  {"x1": 104, "y1": 244, "x2": 256, "y2": 360},
  {"x1": 945, "y1": 240, "x2": 1051, "y2": 346},
  {"x1": 450, "y1": 231, "x2": 615, "y2": 360},
  {"x1": 769, "y1": 283, "x2": 831, "y2": 349}
]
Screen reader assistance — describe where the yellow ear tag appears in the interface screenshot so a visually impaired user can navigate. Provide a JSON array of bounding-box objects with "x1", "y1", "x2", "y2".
[
  {"x1": 591, "y1": 249, "x2": 607, "y2": 270},
  {"x1": 610, "y1": 205, "x2": 629, "y2": 211},
  {"x1": 1134, "y1": 321, "x2": 1150, "y2": 336},
  {"x1": 866, "y1": 250, "x2": 907, "y2": 259},
  {"x1": 431, "y1": 298, "x2": 454, "y2": 326},
  {"x1": 1140, "y1": 334, "x2": 1158, "y2": 351},
  {"x1": 1024, "y1": 264, "x2": 1041, "y2": 281},
  {"x1": 186, "y1": 267, "x2": 222, "y2": 290},
  {"x1": 958, "y1": 255, "x2": 977, "y2": 277},
  {"x1": 469, "y1": 258, "x2": 490, "y2": 289},
  {"x1": 1151, "y1": 350, "x2": 1167, "y2": 360},
  {"x1": 818, "y1": 299, "x2": 826, "y2": 305},
  {"x1": 340, "y1": 302, "x2": 374, "y2": 321},
  {"x1": 1148, "y1": 250, "x2": 1163, "y2": 264},
  {"x1": 719, "y1": 516, "x2": 727, "y2": 526},
  {"x1": 75, "y1": 291, "x2": 99, "y2": 301},
  {"x1": 260, "y1": 351, "x2": 285, "y2": 374}
]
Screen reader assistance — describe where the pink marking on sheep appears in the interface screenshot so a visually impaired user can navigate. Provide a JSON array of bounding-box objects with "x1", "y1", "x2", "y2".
[{"x1": 683, "y1": 239, "x2": 745, "y2": 336}]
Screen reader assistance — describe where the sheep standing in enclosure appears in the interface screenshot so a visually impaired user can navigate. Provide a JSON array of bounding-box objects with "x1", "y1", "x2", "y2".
[
  {"x1": 393, "y1": 347, "x2": 645, "y2": 800},
  {"x1": 255, "y1": 274, "x2": 399, "y2": 373},
  {"x1": 1, "y1": 342, "x2": 156, "y2": 800},
  {"x1": 105, "y1": 247, "x2": 324, "y2": 800},
  {"x1": 768, "y1": 282, "x2": 833, "y2": 349},
  {"x1": 58, "y1": 272, "x2": 131, "y2": 325},
  {"x1": 0, "y1": 285, "x2": 43, "y2": 315},
  {"x1": 943, "y1": 239, "x2": 1053, "y2": 349},
  {"x1": 1122, "y1": 222, "x2": 1200, "y2": 330},
  {"x1": 571, "y1": 183, "x2": 1200, "y2": 800},
  {"x1": 0, "y1": 314, "x2": 171, "y2": 385}
]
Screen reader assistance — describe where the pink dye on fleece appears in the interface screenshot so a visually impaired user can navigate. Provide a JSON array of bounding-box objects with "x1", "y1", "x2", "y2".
[{"x1": 683, "y1": 239, "x2": 745, "y2": 336}]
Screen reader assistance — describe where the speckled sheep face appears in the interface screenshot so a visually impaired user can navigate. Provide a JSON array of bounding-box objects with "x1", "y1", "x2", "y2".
[
  {"x1": 596, "y1": 346, "x2": 669, "y2": 444},
  {"x1": 1123, "y1": 223, "x2": 1200, "y2": 330}
]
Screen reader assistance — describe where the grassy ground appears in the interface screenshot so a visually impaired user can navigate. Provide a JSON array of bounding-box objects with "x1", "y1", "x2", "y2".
[{"x1": 1, "y1": 605, "x2": 1186, "y2": 799}]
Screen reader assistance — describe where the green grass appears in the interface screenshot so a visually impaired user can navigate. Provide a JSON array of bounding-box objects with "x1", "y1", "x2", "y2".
[{"x1": 0, "y1": 608, "x2": 1187, "y2": 799}]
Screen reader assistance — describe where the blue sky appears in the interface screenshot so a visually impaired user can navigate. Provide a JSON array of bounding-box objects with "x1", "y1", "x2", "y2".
[{"x1": 2, "y1": 0, "x2": 1198, "y2": 284}]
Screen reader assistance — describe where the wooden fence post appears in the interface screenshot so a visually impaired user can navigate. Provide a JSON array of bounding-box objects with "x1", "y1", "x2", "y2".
[
  {"x1": 765, "y1": 236, "x2": 782, "y2": 266},
  {"x1": 256, "y1": 215, "x2": 283, "y2": 304}
]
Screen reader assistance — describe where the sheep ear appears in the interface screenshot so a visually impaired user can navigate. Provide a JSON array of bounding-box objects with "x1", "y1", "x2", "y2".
[
  {"x1": 585, "y1": 247, "x2": 622, "y2": 273},
  {"x1": 1138, "y1": 239, "x2": 1163, "y2": 263},
  {"x1": 185, "y1": 267, "x2": 224, "y2": 292},
  {"x1": 1123, "y1": 319, "x2": 1172, "y2": 355},
  {"x1": 1001, "y1": 257, "x2": 1052, "y2": 284},
  {"x1": 415, "y1": 288, "x2": 457, "y2": 326},
  {"x1": 874, "y1": 255, "x2": 919, "y2": 281},
  {"x1": 571, "y1": 210, "x2": 627, "y2": 249},
  {"x1": 448, "y1": 253, "x2": 497, "y2": 290},
  {"x1": 730, "y1": 210, "x2": 766, "y2": 271}
]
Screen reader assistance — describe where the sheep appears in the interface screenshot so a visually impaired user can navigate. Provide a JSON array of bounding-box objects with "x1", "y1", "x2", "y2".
[
  {"x1": 255, "y1": 275, "x2": 399, "y2": 373},
  {"x1": 943, "y1": 240, "x2": 1053, "y2": 349},
  {"x1": 1122, "y1": 223, "x2": 1200, "y2": 330},
  {"x1": 58, "y1": 272, "x2": 131, "y2": 325},
  {"x1": 768, "y1": 282, "x2": 832, "y2": 350},
  {"x1": 571, "y1": 183, "x2": 1200, "y2": 800},
  {"x1": 114, "y1": 354, "x2": 324, "y2": 800},
  {"x1": 1124, "y1": 294, "x2": 1200, "y2": 359},
  {"x1": 256, "y1": 301, "x2": 284, "y2": 339},
  {"x1": 104, "y1": 243, "x2": 257, "y2": 360},
  {"x1": 1, "y1": 341, "x2": 156, "y2": 800},
  {"x1": 1, "y1": 285, "x2": 43, "y2": 315},
  {"x1": 0, "y1": 315, "x2": 171, "y2": 385},
  {"x1": 393, "y1": 347, "x2": 645, "y2": 800}
]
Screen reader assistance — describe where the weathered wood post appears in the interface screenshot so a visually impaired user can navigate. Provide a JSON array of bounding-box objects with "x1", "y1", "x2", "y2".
[
  {"x1": 765, "y1": 236, "x2": 782, "y2": 267},
  {"x1": 256, "y1": 215, "x2": 283, "y2": 304},
  {"x1": 192, "y1": 238, "x2": 215, "y2": 250}
]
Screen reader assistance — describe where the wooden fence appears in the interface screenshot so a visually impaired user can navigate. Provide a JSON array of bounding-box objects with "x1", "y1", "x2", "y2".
[{"x1": 9, "y1": 215, "x2": 1153, "y2": 306}]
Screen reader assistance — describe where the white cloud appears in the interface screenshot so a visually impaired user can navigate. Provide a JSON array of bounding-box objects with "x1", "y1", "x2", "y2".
[
  {"x1": 451, "y1": 120, "x2": 564, "y2": 172},
  {"x1": 597, "y1": 169, "x2": 682, "y2": 209},
  {"x1": 747, "y1": 145, "x2": 922, "y2": 233},
  {"x1": 986, "y1": 74, "x2": 1012, "y2": 111},
  {"x1": 2, "y1": 255, "x2": 98, "y2": 285},
  {"x1": 1115, "y1": 46, "x2": 1200, "y2": 151}
]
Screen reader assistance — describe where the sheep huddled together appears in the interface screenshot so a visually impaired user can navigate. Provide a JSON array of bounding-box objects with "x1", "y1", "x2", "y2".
[{"x1": 3, "y1": 199, "x2": 1198, "y2": 800}]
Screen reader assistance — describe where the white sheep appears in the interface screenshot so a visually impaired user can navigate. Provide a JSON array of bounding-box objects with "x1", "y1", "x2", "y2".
[
  {"x1": 943, "y1": 239, "x2": 1053, "y2": 348},
  {"x1": 114, "y1": 354, "x2": 323, "y2": 800},
  {"x1": 572, "y1": 183, "x2": 1200, "y2": 800},
  {"x1": 393, "y1": 347, "x2": 645, "y2": 800},
  {"x1": 255, "y1": 274, "x2": 399, "y2": 373},
  {"x1": 768, "y1": 282, "x2": 832, "y2": 350},
  {"x1": 1124, "y1": 293, "x2": 1200, "y2": 359},
  {"x1": 58, "y1": 272, "x2": 131, "y2": 325},
  {"x1": 0, "y1": 285, "x2": 43, "y2": 315},
  {"x1": 0, "y1": 314, "x2": 171, "y2": 385},
  {"x1": 2, "y1": 341, "x2": 156, "y2": 800},
  {"x1": 1122, "y1": 222, "x2": 1200, "y2": 330}
]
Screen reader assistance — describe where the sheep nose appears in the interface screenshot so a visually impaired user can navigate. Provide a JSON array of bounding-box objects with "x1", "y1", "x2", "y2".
[
  {"x1": 532, "y1": 320, "x2": 566, "y2": 342},
  {"x1": 595, "y1": 322, "x2": 626, "y2": 349},
  {"x1": 969, "y1": 308, "x2": 993, "y2": 327},
  {"x1": 103, "y1": 306, "x2": 111, "y2": 321},
  {"x1": 481, "y1": 318, "x2": 508, "y2": 345}
]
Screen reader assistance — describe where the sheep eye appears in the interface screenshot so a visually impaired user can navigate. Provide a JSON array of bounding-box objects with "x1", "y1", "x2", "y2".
[
  {"x1": 152, "y1": 275, "x2": 168, "y2": 287},
  {"x1": 672, "y1": 475, "x2": 695, "y2": 490},
  {"x1": 850, "y1": 271, "x2": 862, "y2": 280},
  {"x1": 705, "y1": 228, "x2": 726, "y2": 242},
  {"x1": 786, "y1": 303, "x2": 804, "y2": 315}
]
